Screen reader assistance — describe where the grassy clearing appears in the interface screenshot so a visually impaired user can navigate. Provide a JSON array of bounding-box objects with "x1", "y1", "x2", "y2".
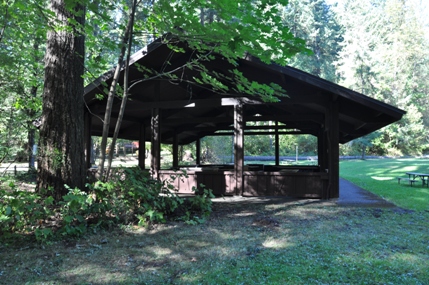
[
  {"x1": 1, "y1": 201, "x2": 429, "y2": 284},
  {"x1": 340, "y1": 158, "x2": 429, "y2": 211},
  {"x1": 1, "y1": 158, "x2": 429, "y2": 284}
]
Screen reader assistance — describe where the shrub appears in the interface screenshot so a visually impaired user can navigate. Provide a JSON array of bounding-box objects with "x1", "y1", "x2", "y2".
[
  {"x1": 0, "y1": 181, "x2": 54, "y2": 238},
  {"x1": 0, "y1": 167, "x2": 214, "y2": 241}
]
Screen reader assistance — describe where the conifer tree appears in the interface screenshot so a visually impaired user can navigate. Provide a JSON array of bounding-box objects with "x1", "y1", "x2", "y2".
[
  {"x1": 37, "y1": 0, "x2": 86, "y2": 199},
  {"x1": 335, "y1": 0, "x2": 429, "y2": 155},
  {"x1": 282, "y1": 0, "x2": 342, "y2": 82}
]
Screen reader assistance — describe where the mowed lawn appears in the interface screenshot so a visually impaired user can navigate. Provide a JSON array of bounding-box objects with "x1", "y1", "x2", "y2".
[
  {"x1": 1, "y1": 158, "x2": 428, "y2": 284},
  {"x1": 340, "y1": 158, "x2": 429, "y2": 211},
  {"x1": 2, "y1": 202, "x2": 429, "y2": 285}
]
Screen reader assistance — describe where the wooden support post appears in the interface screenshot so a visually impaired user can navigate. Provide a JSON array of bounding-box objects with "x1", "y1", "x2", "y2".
[
  {"x1": 234, "y1": 104, "x2": 244, "y2": 196},
  {"x1": 151, "y1": 108, "x2": 160, "y2": 179},
  {"x1": 196, "y1": 138, "x2": 201, "y2": 165},
  {"x1": 329, "y1": 100, "x2": 340, "y2": 198},
  {"x1": 173, "y1": 132, "x2": 178, "y2": 168},
  {"x1": 318, "y1": 127, "x2": 328, "y2": 198},
  {"x1": 318, "y1": 128, "x2": 327, "y2": 173},
  {"x1": 138, "y1": 124, "x2": 145, "y2": 169},
  {"x1": 323, "y1": 99, "x2": 340, "y2": 199},
  {"x1": 275, "y1": 121, "x2": 280, "y2": 166},
  {"x1": 84, "y1": 112, "x2": 92, "y2": 169}
]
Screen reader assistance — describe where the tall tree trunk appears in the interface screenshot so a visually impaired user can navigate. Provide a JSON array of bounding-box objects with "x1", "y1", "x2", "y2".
[
  {"x1": 0, "y1": 4, "x2": 8, "y2": 44},
  {"x1": 98, "y1": 1, "x2": 137, "y2": 180},
  {"x1": 105, "y1": 0, "x2": 138, "y2": 179},
  {"x1": 361, "y1": 146, "x2": 366, "y2": 160},
  {"x1": 28, "y1": 85, "x2": 37, "y2": 170},
  {"x1": 37, "y1": 0, "x2": 86, "y2": 200},
  {"x1": 28, "y1": 40, "x2": 42, "y2": 170}
]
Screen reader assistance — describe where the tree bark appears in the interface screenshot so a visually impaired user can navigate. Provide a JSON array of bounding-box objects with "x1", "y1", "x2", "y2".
[
  {"x1": 97, "y1": 14, "x2": 133, "y2": 180},
  {"x1": 37, "y1": 0, "x2": 86, "y2": 200},
  {"x1": 105, "y1": 0, "x2": 138, "y2": 179},
  {"x1": 28, "y1": 40, "x2": 42, "y2": 170},
  {"x1": 27, "y1": 85, "x2": 37, "y2": 170}
]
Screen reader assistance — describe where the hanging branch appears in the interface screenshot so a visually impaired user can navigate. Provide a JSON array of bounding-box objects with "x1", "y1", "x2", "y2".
[{"x1": 105, "y1": 0, "x2": 138, "y2": 179}]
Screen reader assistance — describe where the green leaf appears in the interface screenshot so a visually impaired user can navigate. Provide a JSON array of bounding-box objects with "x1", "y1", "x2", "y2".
[
  {"x1": 44, "y1": 196, "x2": 54, "y2": 205},
  {"x1": 0, "y1": 215, "x2": 10, "y2": 222}
]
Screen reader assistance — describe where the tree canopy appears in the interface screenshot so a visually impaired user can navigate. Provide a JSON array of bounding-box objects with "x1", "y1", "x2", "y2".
[
  {"x1": 4, "y1": 0, "x2": 311, "y2": 191},
  {"x1": 1, "y1": 0, "x2": 429, "y2": 186},
  {"x1": 333, "y1": 0, "x2": 429, "y2": 155}
]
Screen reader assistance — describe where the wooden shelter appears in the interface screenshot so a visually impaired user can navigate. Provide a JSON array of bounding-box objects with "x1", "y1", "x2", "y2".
[{"x1": 84, "y1": 39, "x2": 405, "y2": 199}]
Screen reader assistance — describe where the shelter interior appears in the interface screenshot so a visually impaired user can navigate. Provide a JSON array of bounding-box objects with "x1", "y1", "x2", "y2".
[{"x1": 84, "y1": 39, "x2": 405, "y2": 199}]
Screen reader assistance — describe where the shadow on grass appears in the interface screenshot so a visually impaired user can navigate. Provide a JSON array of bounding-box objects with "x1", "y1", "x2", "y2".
[{"x1": 2, "y1": 198, "x2": 429, "y2": 284}]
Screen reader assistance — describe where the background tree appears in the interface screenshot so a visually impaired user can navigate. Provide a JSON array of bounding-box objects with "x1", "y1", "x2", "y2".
[
  {"x1": 334, "y1": 0, "x2": 429, "y2": 156},
  {"x1": 144, "y1": 0, "x2": 309, "y2": 99},
  {"x1": 93, "y1": 0, "x2": 310, "y2": 178},
  {"x1": 0, "y1": 0, "x2": 45, "y2": 168},
  {"x1": 102, "y1": 0, "x2": 138, "y2": 180},
  {"x1": 282, "y1": 0, "x2": 342, "y2": 82},
  {"x1": 3, "y1": 0, "x2": 429, "y2": 193}
]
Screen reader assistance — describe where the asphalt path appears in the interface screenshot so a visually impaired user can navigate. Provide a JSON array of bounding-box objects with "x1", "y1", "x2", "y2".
[{"x1": 337, "y1": 178, "x2": 396, "y2": 208}]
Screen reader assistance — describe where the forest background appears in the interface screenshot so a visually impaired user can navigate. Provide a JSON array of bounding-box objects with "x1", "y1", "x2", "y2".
[{"x1": 1, "y1": 0, "x2": 429, "y2": 168}]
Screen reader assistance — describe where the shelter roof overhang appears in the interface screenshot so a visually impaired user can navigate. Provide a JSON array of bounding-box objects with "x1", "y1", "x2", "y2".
[{"x1": 84, "y1": 39, "x2": 405, "y2": 144}]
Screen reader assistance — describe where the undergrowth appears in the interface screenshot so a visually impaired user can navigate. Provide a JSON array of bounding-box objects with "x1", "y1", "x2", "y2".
[{"x1": 0, "y1": 167, "x2": 214, "y2": 242}]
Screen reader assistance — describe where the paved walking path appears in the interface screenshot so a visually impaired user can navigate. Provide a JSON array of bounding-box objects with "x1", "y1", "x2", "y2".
[{"x1": 336, "y1": 178, "x2": 396, "y2": 207}]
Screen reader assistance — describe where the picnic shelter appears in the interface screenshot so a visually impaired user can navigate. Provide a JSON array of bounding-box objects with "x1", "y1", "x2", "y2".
[{"x1": 84, "y1": 39, "x2": 405, "y2": 199}]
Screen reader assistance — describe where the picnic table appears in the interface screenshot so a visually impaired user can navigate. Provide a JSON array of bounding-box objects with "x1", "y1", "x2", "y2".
[{"x1": 402, "y1": 172, "x2": 429, "y2": 187}]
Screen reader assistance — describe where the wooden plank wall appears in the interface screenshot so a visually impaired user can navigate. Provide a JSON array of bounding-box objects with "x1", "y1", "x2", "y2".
[
  {"x1": 242, "y1": 172, "x2": 325, "y2": 198},
  {"x1": 159, "y1": 170, "x2": 326, "y2": 198}
]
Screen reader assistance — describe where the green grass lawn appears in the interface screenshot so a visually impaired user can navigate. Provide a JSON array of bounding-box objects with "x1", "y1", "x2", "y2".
[
  {"x1": 2, "y1": 202, "x2": 429, "y2": 285},
  {"x1": 1, "y1": 158, "x2": 429, "y2": 284},
  {"x1": 340, "y1": 158, "x2": 429, "y2": 211}
]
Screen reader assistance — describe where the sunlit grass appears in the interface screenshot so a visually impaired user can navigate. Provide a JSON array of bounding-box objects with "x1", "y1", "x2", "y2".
[
  {"x1": 340, "y1": 158, "x2": 429, "y2": 211},
  {"x1": 1, "y1": 158, "x2": 429, "y2": 284},
  {"x1": 2, "y1": 201, "x2": 429, "y2": 284}
]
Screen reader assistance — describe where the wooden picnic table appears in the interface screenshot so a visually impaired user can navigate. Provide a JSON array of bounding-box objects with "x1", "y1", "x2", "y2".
[{"x1": 405, "y1": 172, "x2": 429, "y2": 187}]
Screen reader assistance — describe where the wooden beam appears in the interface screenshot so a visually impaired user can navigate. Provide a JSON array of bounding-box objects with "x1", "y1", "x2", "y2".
[
  {"x1": 170, "y1": 124, "x2": 307, "y2": 132},
  {"x1": 111, "y1": 109, "x2": 324, "y2": 127},
  {"x1": 178, "y1": 129, "x2": 312, "y2": 137},
  {"x1": 244, "y1": 125, "x2": 311, "y2": 130},
  {"x1": 339, "y1": 104, "x2": 398, "y2": 124},
  {"x1": 117, "y1": 97, "x2": 263, "y2": 111},
  {"x1": 162, "y1": 115, "x2": 233, "y2": 125},
  {"x1": 244, "y1": 114, "x2": 324, "y2": 123},
  {"x1": 245, "y1": 130, "x2": 313, "y2": 135}
]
